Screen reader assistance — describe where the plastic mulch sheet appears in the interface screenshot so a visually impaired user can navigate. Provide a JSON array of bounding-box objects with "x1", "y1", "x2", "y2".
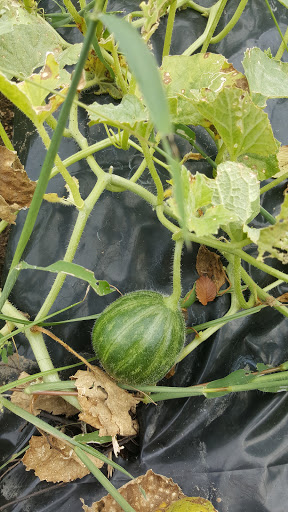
[{"x1": 1, "y1": 1, "x2": 288, "y2": 511}]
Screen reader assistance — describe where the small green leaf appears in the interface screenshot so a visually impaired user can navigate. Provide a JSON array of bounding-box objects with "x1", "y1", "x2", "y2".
[
  {"x1": 211, "y1": 161, "x2": 260, "y2": 224},
  {"x1": 205, "y1": 369, "x2": 255, "y2": 398},
  {"x1": 243, "y1": 48, "x2": 288, "y2": 107},
  {"x1": 237, "y1": 153, "x2": 280, "y2": 181},
  {"x1": 18, "y1": 260, "x2": 115, "y2": 296},
  {"x1": 0, "y1": 53, "x2": 68, "y2": 126},
  {"x1": 167, "y1": 168, "x2": 237, "y2": 236},
  {"x1": 99, "y1": 13, "x2": 171, "y2": 135},
  {"x1": 89, "y1": 94, "x2": 147, "y2": 128},
  {"x1": 195, "y1": 88, "x2": 279, "y2": 160},
  {"x1": 257, "y1": 193, "x2": 288, "y2": 264},
  {"x1": 276, "y1": 0, "x2": 288, "y2": 6},
  {"x1": 1, "y1": 348, "x2": 8, "y2": 364},
  {"x1": 74, "y1": 431, "x2": 112, "y2": 444}
]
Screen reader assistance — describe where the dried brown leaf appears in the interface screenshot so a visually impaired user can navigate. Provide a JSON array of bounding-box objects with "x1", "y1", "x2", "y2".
[
  {"x1": 196, "y1": 245, "x2": 226, "y2": 292},
  {"x1": 196, "y1": 276, "x2": 217, "y2": 306},
  {"x1": 73, "y1": 367, "x2": 139, "y2": 437},
  {"x1": 11, "y1": 371, "x2": 78, "y2": 417},
  {"x1": 81, "y1": 469, "x2": 185, "y2": 512},
  {"x1": 276, "y1": 292, "x2": 288, "y2": 303},
  {"x1": 22, "y1": 434, "x2": 103, "y2": 483},
  {"x1": 0, "y1": 146, "x2": 36, "y2": 223}
]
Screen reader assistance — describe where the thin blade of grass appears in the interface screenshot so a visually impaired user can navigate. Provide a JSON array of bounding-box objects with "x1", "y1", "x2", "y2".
[{"x1": 99, "y1": 13, "x2": 172, "y2": 135}]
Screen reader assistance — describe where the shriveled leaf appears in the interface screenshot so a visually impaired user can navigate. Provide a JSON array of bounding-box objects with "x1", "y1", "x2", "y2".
[
  {"x1": 0, "y1": 0, "x2": 66, "y2": 79},
  {"x1": 83, "y1": 54, "x2": 123, "y2": 99},
  {"x1": 196, "y1": 276, "x2": 217, "y2": 306},
  {"x1": 158, "y1": 497, "x2": 218, "y2": 511},
  {"x1": 81, "y1": 469, "x2": 185, "y2": 511},
  {"x1": 162, "y1": 53, "x2": 248, "y2": 125},
  {"x1": 73, "y1": 367, "x2": 139, "y2": 437},
  {"x1": 0, "y1": 146, "x2": 36, "y2": 223},
  {"x1": 18, "y1": 260, "x2": 115, "y2": 296},
  {"x1": 243, "y1": 47, "x2": 288, "y2": 107},
  {"x1": 258, "y1": 193, "x2": 288, "y2": 263},
  {"x1": 89, "y1": 94, "x2": 147, "y2": 128},
  {"x1": 195, "y1": 88, "x2": 279, "y2": 161},
  {"x1": 11, "y1": 372, "x2": 77, "y2": 417},
  {"x1": 196, "y1": 245, "x2": 226, "y2": 292},
  {"x1": 211, "y1": 161, "x2": 260, "y2": 224},
  {"x1": 22, "y1": 434, "x2": 103, "y2": 483},
  {"x1": 276, "y1": 293, "x2": 288, "y2": 303}
]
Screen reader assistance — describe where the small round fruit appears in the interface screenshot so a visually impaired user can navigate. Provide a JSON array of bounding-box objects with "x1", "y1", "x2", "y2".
[{"x1": 92, "y1": 290, "x2": 185, "y2": 386}]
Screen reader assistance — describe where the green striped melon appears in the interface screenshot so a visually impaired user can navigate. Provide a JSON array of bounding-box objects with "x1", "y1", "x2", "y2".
[{"x1": 92, "y1": 290, "x2": 185, "y2": 386}]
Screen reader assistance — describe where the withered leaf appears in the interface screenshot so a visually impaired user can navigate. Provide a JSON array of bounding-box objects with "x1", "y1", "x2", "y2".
[
  {"x1": 276, "y1": 292, "x2": 288, "y2": 303},
  {"x1": 196, "y1": 275, "x2": 217, "y2": 306},
  {"x1": 0, "y1": 146, "x2": 36, "y2": 223},
  {"x1": 81, "y1": 469, "x2": 185, "y2": 512},
  {"x1": 72, "y1": 366, "x2": 139, "y2": 437},
  {"x1": 22, "y1": 434, "x2": 103, "y2": 483},
  {"x1": 196, "y1": 245, "x2": 226, "y2": 292},
  {"x1": 11, "y1": 371, "x2": 78, "y2": 417}
]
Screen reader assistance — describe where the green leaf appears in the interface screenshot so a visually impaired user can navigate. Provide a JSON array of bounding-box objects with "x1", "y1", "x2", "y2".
[
  {"x1": 74, "y1": 431, "x2": 112, "y2": 444},
  {"x1": 276, "y1": 0, "x2": 288, "y2": 6},
  {"x1": 243, "y1": 48, "x2": 288, "y2": 107},
  {"x1": 18, "y1": 260, "x2": 115, "y2": 296},
  {"x1": 89, "y1": 94, "x2": 147, "y2": 128},
  {"x1": 237, "y1": 152, "x2": 280, "y2": 181},
  {"x1": 211, "y1": 161, "x2": 260, "y2": 224},
  {"x1": 257, "y1": 193, "x2": 288, "y2": 263},
  {"x1": 99, "y1": 13, "x2": 171, "y2": 135},
  {"x1": 205, "y1": 369, "x2": 255, "y2": 398},
  {"x1": 195, "y1": 88, "x2": 279, "y2": 161},
  {"x1": 0, "y1": 0, "x2": 67, "y2": 79},
  {"x1": 257, "y1": 195, "x2": 288, "y2": 264},
  {"x1": 162, "y1": 53, "x2": 247, "y2": 124},
  {"x1": 0, "y1": 53, "x2": 68, "y2": 126},
  {"x1": 167, "y1": 168, "x2": 237, "y2": 236}
]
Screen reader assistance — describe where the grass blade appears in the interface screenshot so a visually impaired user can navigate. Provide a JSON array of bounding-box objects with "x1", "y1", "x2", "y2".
[{"x1": 100, "y1": 13, "x2": 172, "y2": 135}]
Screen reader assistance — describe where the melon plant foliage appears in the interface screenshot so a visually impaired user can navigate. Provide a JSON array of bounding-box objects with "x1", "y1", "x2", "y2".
[{"x1": 0, "y1": 1, "x2": 288, "y2": 511}]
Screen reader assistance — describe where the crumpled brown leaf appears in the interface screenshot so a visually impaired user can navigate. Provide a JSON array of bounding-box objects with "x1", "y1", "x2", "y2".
[
  {"x1": 196, "y1": 245, "x2": 226, "y2": 292},
  {"x1": 72, "y1": 367, "x2": 139, "y2": 437},
  {"x1": 11, "y1": 372, "x2": 78, "y2": 417},
  {"x1": 0, "y1": 146, "x2": 36, "y2": 223},
  {"x1": 22, "y1": 434, "x2": 103, "y2": 483},
  {"x1": 196, "y1": 275, "x2": 217, "y2": 306},
  {"x1": 81, "y1": 469, "x2": 185, "y2": 512}
]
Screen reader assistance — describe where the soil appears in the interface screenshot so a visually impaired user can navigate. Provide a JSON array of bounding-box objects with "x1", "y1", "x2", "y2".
[{"x1": 0, "y1": 92, "x2": 14, "y2": 280}]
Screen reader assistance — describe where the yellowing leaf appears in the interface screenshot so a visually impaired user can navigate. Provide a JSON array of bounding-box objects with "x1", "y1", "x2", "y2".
[{"x1": 159, "y1": 496, "x2": 218, "y2": 511}]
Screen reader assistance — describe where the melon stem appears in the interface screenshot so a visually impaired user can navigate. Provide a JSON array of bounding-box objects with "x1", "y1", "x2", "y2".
[{"x1": 165, "y1": 238, "x2": 184, "y2": 310}]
